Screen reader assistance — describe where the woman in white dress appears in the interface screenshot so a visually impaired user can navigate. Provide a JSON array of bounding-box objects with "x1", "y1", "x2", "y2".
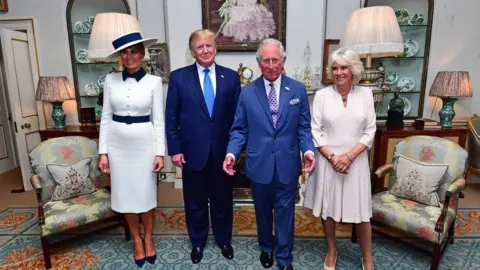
[
  {"x1": 98, "y1": 32, "x2": 165, "y2": 267},
  {"x1": 304, "y1": 48, "x2": 376, "y2": 270}
]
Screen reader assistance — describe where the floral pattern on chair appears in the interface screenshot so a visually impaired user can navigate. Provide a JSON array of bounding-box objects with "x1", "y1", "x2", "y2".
[
  {"x1": 42, "y1": 189, "x2": 115, "y2": 236},
  {"x1": 28, "y1": 136, "x2": 128, "y2": 269},
  {"x1": 372, "y1": 191, "x2": 456, "y2": 244},
  {"x1": 29, "y1": 136, "x2": 103, "y2": 204},
  {"x1": 370, "y1": 135, "x2": 468, "y2": 270}
]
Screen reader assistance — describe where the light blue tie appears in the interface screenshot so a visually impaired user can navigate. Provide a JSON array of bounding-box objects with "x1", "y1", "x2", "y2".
[{"x1": 203, "y1": 69, "x2": 215, "y2": 117}]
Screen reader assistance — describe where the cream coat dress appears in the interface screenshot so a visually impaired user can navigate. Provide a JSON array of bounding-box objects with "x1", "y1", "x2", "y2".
[
  {"x1": 303, "y1": 85, "x2": 376, "y2": 223},
  {"x1": 99, "y1": 73, "x2": 165, "y2": 213}
]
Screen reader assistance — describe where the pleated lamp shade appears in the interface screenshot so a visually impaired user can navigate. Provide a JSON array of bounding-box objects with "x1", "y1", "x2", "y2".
[
  {"x1": 35, "y1": 76, "x2": 75, "y2": 102},
  {"x1": 429, "y1": 71, "x2": 472, "y2": 97},
  {"x1": 88, "y1": 13, "x2": 150, "y2": 60},
  {"x1": 340, "y1": 6, "x2": 403, "y2": 58}
]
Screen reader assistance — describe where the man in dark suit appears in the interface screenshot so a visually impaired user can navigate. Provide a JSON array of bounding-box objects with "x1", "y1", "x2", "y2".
[
  {"x1": 165, "y1": 29, "x2": 241, "y2": 264},
  {"x1": 223, "y1": 38, "x2": 315, "y2": 270}
]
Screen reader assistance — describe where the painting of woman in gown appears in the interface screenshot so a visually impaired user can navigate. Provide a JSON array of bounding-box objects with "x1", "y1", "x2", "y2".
[{"x1": 202, "y1": 0, "x2": 286, "y2": 51}]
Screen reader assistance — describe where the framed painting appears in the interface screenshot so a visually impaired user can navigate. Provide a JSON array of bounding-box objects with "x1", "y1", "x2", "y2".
[
  {"x1": 144, "y1": 43, "x2": 170, "y2": 83},
  {"x1": 201, "y1": 0, "x2": 287, "y2": 52},
  {"x1": 321, "y1": 39, "x2": 340, "y2": 85},
  {"x1": 0, "y1": 0, "x2": 7, "y2": 12}
]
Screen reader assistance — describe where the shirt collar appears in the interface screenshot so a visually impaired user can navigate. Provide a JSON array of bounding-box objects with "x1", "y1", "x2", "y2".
[
  {"x1": 264, "y1": 75, "x2": 282, "y2": 90},
  {"x1": 122, "y1": 67, "x2": 146, "y2": 82},
  {"x1": 196, "y1": 62, "x2": 216, "y2": 74}
]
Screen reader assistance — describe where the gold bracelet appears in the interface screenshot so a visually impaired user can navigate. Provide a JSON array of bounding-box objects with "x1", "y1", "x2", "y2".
[{"x1": 345, "y1": 153, "x2": 353, "y2": 162}]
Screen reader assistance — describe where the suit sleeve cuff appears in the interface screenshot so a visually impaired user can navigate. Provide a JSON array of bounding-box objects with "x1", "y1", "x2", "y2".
[
  {"x1": 304, "y1": 150, "x2": 314, "y2": 157},
  {"x1": 226, "y1": 153, "x2": 236, "y2": 162}
]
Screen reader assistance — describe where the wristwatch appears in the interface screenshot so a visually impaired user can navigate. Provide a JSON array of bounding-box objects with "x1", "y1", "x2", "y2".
[{"x1": 327, "y1": 153, "x2": 335, "y2": 161}]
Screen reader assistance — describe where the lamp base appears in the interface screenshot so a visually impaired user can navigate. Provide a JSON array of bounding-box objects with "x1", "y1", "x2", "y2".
[
  {"x1": 438, "y1": 97, "x2": 457, "y2": 128},
  {"x1": 51, "y1": 101, "x2": 67, "y2": 129}
]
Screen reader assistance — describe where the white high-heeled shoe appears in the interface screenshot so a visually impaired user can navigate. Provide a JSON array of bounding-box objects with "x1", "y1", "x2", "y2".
[{"x1": 323, "y1": 252, "x2": 337, "y2": 270}]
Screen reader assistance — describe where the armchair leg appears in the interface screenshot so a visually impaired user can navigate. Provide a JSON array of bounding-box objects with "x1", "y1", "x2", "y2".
[
  {"x1": 122, "y1": 215, "x2": 131, "y2": 241},
  {"x1": 449, "y1": 220, "x2": 455, "y2": 245},
  {"x1": 351, "y1": 224, "x2": 358, "y2": 243},
  {"x1": 431, "y1": 244, "x2": 441, "y2": 270},
  {"x1": 41, "y1": 236, "x2": 51, "y2": 269}
]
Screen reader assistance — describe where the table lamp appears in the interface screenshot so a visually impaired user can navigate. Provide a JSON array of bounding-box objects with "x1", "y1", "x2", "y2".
[
  {"x1": 340, "y1": 6, "x2": 403, "y2": 86},
  {"x1": 88, "y1": 12, "x2": 150, "y2": 68},
  {"x1": 35, "y1": 76, "x2": 76, "y2": 129},
  {"x1": 429, "y1": 71, "x2": 472, "y2": 128}
]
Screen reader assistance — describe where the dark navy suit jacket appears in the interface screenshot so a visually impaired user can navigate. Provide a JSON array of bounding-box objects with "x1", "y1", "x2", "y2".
[{"x1": 165, "y1": 63, "x2": 241, "y2": 170}]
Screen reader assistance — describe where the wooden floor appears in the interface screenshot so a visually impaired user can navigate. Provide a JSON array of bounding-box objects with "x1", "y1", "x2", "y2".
[{"x1": 0, "y1": 167, "x2": 479, "y2": 208}]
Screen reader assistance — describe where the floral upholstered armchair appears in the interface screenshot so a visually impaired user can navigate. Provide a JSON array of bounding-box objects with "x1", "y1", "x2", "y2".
[
  {"x1": 355, "y1": 136, "x2": 467, "y2": 270},
  {"x1": 29, "y1": 136, "x2": 129, "y2": 269}
]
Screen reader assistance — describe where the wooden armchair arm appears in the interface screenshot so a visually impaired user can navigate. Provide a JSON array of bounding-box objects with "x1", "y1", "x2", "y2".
[
  {"x1": 435, "y1": 178, "x2": 466, "y2": 233},
  {"x1": 375, "y1": 164, "x2": 393, "y2": 178},
  {"x1": 31, "y1": 174, "x2": 45, "y2": 226}
]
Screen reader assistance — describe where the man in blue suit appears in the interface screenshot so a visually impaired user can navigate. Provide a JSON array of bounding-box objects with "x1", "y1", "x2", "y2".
[
  {"x1": 165, "y1": 29, "x2": 241, "y2": 264},
  {"x1": 224, "y1": 38, "x2": 315, "y2": 270}
]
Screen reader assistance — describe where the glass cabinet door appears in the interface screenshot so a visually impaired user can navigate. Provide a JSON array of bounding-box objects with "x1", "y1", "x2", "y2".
[
  {"x1": 66, "y1": 0, "x2": 130, "y2": 123},
  {"x1": 364, "y1": 0, "x2": 434, "y2": 119}
]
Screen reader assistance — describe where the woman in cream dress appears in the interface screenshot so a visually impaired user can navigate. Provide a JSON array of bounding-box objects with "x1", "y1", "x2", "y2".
[{"x1": 304, "y1": 48, "x2": 376, "y2": 270}]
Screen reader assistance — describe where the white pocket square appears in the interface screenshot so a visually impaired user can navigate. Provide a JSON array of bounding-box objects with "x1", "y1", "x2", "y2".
[{"x1": 289, "y1": 98, "x2": 300, "y2": 105}]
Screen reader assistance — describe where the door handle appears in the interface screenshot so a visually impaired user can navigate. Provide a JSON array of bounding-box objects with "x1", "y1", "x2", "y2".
[{"x1": 21, "y1": 123, "x2": 31, "y2": 129}]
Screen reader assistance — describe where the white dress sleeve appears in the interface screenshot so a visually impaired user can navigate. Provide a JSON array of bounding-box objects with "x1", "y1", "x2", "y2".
[
  {"x1": 152, "y1": 77, "x2": 166, "y2": 156},
  {"x1": 358, "y1": 88, "x2": 377, "y2": 148},
  {"x1": 311, "y1": 89, "x2": 328, "y2": 148},
  {"x1": 98, "y1": 75, "x2": 112, "y2": 154}
]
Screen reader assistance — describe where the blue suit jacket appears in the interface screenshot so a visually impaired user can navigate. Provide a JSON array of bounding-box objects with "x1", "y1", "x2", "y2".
[
  {"x1": 165, "y1": 63, "x2": 241, "y2": 171},
  {"x1": 227, "y1": 76, "x2": 314, "y2": 184}
]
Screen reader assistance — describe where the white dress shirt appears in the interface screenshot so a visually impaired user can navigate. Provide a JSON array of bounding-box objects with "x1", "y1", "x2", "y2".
[{"x1": 196, "y1": 62, "x2": 217, "y2": 96}]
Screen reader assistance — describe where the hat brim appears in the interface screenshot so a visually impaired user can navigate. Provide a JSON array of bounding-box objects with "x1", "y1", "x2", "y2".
[{"x1": 105, "y1": 38, "x2": 157, "y2": 61}]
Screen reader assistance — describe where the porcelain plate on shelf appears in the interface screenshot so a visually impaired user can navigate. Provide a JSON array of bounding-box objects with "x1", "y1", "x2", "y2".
[
  {"x1": 395, "y1": 8, "x2": 410, "y2": 24},
  {"x1": 388, "y1": 97, "x2": 412, "y2": 116},
  {"x1": 403, "y1": 39, "x2": 420, "y2": 57},
  {"x1": 397, "y1": 77, "x2": 416, "y2": 92},
  {"x1": 385, "y1": 72, "x2": 398, "y2": 84},
  {"x1": 75, "y1": 49, "x2": 90, "y2": 63},
  {"x1": 408, "y1": 14, "x2": 424, "y2": 25},
  {"x1": 84, "y1": 83, "x2": 100, "y2": 96},
  {"x1": 97, "y1": 75, "x2": 107, "y2": 88}
]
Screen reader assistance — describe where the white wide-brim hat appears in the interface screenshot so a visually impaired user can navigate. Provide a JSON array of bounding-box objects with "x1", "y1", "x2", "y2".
[{"x1": 105, "y1": 32, "x2": 157, "y2": 61}]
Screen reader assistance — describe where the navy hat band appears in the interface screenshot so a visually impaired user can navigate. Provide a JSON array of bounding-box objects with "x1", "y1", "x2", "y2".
[{"x1": 112, "y1": 32, "x2": 143, "y2": 50}]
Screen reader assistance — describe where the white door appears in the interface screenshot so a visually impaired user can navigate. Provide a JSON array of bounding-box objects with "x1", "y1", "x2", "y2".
[
  {"x1": 0, "y1": 72, "x2": 17, "y2": 174},
  {"x1": 0, "y1": 29, "x2": 41, "y2": 190}
]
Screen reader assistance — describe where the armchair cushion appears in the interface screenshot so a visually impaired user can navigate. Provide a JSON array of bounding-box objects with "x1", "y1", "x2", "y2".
[
  {"x1": 41, "y1": 188, "x2": 115, "y2": 236},
  {"x1": 372, "y1": 191, "x2": 456, "y2": 244},
  {"x1": 390, "y1": 155, "x2": 448, "y2": 206},
  {"x1": 47, "y1": 157, "x2": 97, "y2": 201}
]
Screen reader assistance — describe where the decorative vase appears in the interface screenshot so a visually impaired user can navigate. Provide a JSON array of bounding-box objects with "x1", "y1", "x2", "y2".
[
  {"x1": 386, "y1": 92, "x2": 405, "y2": 128},
  {"x1": 438, "y1": 97, "x2": 457, "y2": 128},
  {"x1": 51, "y1": 101, "x2": 67, "y2": 129}
]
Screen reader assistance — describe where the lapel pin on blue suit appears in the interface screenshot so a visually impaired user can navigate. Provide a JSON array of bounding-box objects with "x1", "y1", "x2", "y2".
[
  {"x1": 221, "y1": 74, "x2": 225, "y2": 78},
  {"x1": 284, "y1": 86, "x2": 290, "y2": 91}
]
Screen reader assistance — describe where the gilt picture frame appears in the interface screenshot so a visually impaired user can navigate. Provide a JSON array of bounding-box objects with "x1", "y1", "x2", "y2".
[
  {"x1": 322, "y1": 39, "x2": 340, "y2": 85},
  {"x1": 201, "y1": 0, "x2": 287, "y2": 52},
  {"x1": 0, "y1": 0, "x2": 8, "y2": 12}
]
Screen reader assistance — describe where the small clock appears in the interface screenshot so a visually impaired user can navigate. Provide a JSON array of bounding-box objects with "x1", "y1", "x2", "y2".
[{"x1": 238, "y1": 63, "x2": 253, "y2": 86}]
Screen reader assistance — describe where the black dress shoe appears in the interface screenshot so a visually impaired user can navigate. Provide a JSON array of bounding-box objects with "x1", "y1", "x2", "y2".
[
  {"x1": 279, "y1": 265, "x2": 293, "y2": 270},
  {"x1": 260, "y1": 251, "x2": 274, "y2": 268},
  {"x1": 220, "y1": 244, "x2": 234, "y2": 260},
  {"x1": 190, "y1": 247, "x2": 203, "y2": 264}
]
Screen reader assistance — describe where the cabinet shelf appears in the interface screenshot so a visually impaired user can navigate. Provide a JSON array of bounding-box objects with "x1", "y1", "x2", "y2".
[
  {"x1": 67, "y1": 0, "x2": 130, "y2": 124},
  {"x1": 365, "y1": 0, "x2": 434, "y2": 119}
]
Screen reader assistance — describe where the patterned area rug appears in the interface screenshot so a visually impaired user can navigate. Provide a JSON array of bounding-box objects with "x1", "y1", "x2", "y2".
[{"x1": 0, "y1": 207, "x2": 479, "y2": 269}]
